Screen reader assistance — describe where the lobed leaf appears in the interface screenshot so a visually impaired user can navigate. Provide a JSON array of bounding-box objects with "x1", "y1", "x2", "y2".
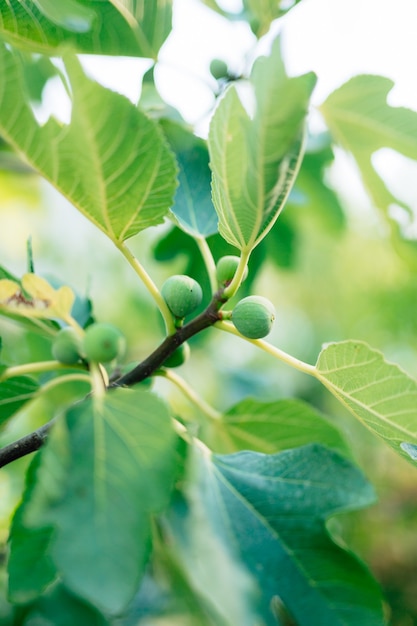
[
  {"x1": 208, "y1": 37, "x2": 316, "y2": 253},
  {"x1": 0, "y1": 0, "x2": 172, "y2": 58},
  {"x1": 211, "y1": 444, "x2": 384, "y2": 625},
  {"x1": 320, "y1": 75, "x2": 417, "y2": 221},
  {"x1": 23, "y1": 388, "x2": 177, "y2": 614},
  {"x1": 316, "y1": 340, "x2": 417, "y2": 465},
  {"x1": 0, "y1": 46, "x2": 177, "y2": 243}
]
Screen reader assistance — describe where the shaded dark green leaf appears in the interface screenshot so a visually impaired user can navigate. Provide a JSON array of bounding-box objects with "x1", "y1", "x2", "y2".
[
  {"x1": 8, "y1": 455, "x2": 57, "y2": 604},
  {"x1": 160, "y1": 119, "x2": 218, "y2": 238},
  {"x1": 181, "y1": 444, "x2": 384, "y2": 626}
]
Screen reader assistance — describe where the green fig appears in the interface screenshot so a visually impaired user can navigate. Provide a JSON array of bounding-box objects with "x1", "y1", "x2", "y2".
[
  {"x1": 232, "y1": 296, "x2": 275, "y2": 339},
  {"x1": 52, "y1": 327, "x2": 81, "y2": 365},
  {"x1": 161, "y1": 275, "x2": 203, "y2": 319},
  {"x1": 209, "y1": 58, "x2": 228, "y2": 81},
  {"x1": 216, "y1": 255, "x2": 248, "y2": 286},
  {"x1": 83, "y1": 323, "x2": 125, "y2": 363},
  {"x1": 163, "y1": 342, "x2": 190, "y2": 368}
]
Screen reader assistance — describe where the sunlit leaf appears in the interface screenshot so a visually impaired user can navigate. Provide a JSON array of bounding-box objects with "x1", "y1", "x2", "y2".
[
  {"x1": 32, "y1": 0, "x2": 95, "y2": 32},
  {"x1": 208, "y1": 37, "x2": 316, "y2": 253},
  {"x1": 316, "y1": 340, "x2": 417, "y2": 465},
  {"x1": 0, "y1": 0, "x2": 172, "y2": 58},
  {"x1": 320, "y1": 75, "x2": 417, "y2": 220},
  {"x1": 0, "y1": 47, "x2": 177, "y2": 243},
  {"x1": 201, "y1": 444, "x2": 383, "y2": 625},
  {"x1": 205, "y1": 398, "x2": 351, "y2": 456},
  {"x1": 24, "y1": 388, "x2": 177, "y2": 614}
]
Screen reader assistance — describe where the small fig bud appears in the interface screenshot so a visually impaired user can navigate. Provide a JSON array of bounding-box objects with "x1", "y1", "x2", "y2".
[
  {"x1": 161, "y1": 275, "x2": 203, "y2": 318},
  {"x1": 216, "y1": 255, "x2": 248, "y2": 286},
  {"x1": 52, "y1": 327, "x2": 81, "y2": 365},
  {"x1": 209, "y1": 59, "x2": 228, "y2": 81},
  {"x1": 232, "y1": 296, "x2": 275, "y2": 339},
  {"x1": 163, "y1": 342, "x2": 190, "y2": 368},
  {"x1": 83, "y1": 323, "x2": 126, "y2": 363}
]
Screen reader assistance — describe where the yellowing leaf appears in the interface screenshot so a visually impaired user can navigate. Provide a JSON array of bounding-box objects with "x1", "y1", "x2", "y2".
[
  {"x1": 22, "y1": 274, "x2": 57, "y2": 302},
  {"x1": 0, "y1": 274, "x2": 75, "y2": 321},
  {"x1": 0, "y1": 279, "x2": 20, "y2": 301}
]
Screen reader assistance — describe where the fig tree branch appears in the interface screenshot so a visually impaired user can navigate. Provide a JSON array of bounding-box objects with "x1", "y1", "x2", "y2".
[
  {"x1": 0, "y1": 292, "x2": 226, "y2": 468},
  {"x1": 0, "y1": 422, "x2": 52, "y2": 469}
]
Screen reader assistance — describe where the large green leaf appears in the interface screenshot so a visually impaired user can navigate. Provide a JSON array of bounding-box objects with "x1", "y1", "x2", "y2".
[
  {"x1": 8, "y1": 455, "x2": 57, "y2": 604},
  {"x1": 0, "y1": 0, "x2": 172, "y2": 58},
  {"x1": 0, "y1": 46, "x2": 177, "y2": 243},
  {"x1": 209, "y1": 444, "x2": 384, "y2": 626},
  {"x1": 160, "y1": 119, "x2": 218, "y2": 238},
  {"x1": 163, "y1": 450, "x2": 265, "y2": 626},
  {"x1": 208, "y1": 37, "x2": 316, "y2": 253},
  {"x1": 320, "y1": 75, "x2": 417, "y2": 220},
  {"x1": 315, "y1": 340, "x2": 417, "y2": 465},
  {"x1": 23, "y1": 388, "x2": 177, "y2": 614},
  {"x1": 204, "y1": 398, "x2": 351, "y2": 456}
]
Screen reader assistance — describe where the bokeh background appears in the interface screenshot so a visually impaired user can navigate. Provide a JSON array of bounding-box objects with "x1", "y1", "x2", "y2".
[{"x1": 1, "y1": 0, "x2": 417, "y2": 623}]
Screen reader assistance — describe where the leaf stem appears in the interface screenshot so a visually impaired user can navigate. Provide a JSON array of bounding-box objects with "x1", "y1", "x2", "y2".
[
  {"x1": 0, "y1": 360, "x2": 87, "y2": 382},
  {"x1": 171, "y1": 418, "x2": 212, "y2": 457},
  {"x1": 90, "y1": 362, "x2": 108, "y2": 397},
  {"x1": 195, "y1": 235, "x2": 218, "y2": 295},
  {"x1": 223, "y1": 250, "x2": 251, "y2": 299},
  {"x1": 115, "y1": 241, "x2": 176, "y2": 334},
  {"x1": 216, "y1": 320, "x2": 317, "y2": 377},
  {"x1": 156, "y1": 368, "x2": 221, "y2": 421}
]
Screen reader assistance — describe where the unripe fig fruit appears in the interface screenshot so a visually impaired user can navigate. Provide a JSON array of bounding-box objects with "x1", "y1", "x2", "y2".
[
  {"x1": 83, "y1": 323, "x2": 126, "y2": 363},
  {"x1": 163, "y1": 342, "x2": 190, "y2": 368},
  {"x1": 52, "y1": 327, "x2": 81, "y2": 365},
  {"x1": 232, "y1": 296, "x2": 275, "y2": 339},
  {"x1": 210, "y1": 59, "x2": 228, "y2": 81},
  {"x1": 161, "y1": 275, "x2": 203, "y2": 318},
  {"x1": 216, "y1": 255, "x2": 248, "y2": 286}
]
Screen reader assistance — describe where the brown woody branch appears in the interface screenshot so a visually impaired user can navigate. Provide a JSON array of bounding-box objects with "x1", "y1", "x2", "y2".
[{"x1": 0, "y1": 292, "x2": 225, "y2": 468}]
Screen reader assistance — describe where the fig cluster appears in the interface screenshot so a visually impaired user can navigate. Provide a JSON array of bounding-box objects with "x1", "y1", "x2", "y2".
[
  {"x1": 231, "y1": 295, "x2": 275, "y2": 339},
  {"x1": 161, "y1": 274, "x2": 202, "y2": 319},
  {"x1": 52, "y1": 322, "x2": 125, "y2": 365}
]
